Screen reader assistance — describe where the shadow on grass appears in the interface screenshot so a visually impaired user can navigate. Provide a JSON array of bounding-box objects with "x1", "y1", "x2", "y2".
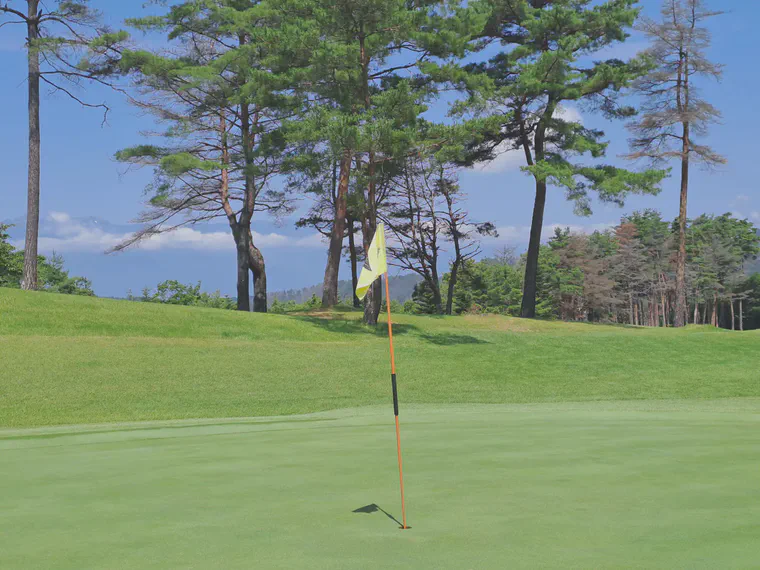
[
  {"x1": 418, "y1": 332, "x2": 488, "y2": 345},
  {"x1": 294, "y1": 315, "x2": 417, "y2": 337},
  {"x1": 353, "y1": 504, "x2": 403, "y2": 527},
  {"x1": 294, "y1": 315, "x2": 488, "y2": 345}
]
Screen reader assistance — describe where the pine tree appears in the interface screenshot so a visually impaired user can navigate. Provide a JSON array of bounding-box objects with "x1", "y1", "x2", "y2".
[
  {"x1": 625, "y1": 0, "x2": 724, "y2": 327},
  {"x1": 438, "y1": 0, "x2": 667, "y2": 318},
  {"x1": 116, "y1": 1, "x2": 299, "y2": 311},
  {"x1": 610, "y1": 222, "x2": 649, "y2": 324},
  {"x1": 0, "y1": 1, "x2": 124, "y2": 289},
  {"x1": 279, "y1": 0, "x2": 442, "y2": 322}
]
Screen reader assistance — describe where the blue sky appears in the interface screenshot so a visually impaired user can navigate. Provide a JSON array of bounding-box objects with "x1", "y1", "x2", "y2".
[{"x1": 1, "y1": 0, "x2": 758, "y2": 298}]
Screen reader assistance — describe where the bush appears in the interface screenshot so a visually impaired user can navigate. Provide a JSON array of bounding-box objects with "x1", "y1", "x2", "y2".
[
  {"x1": 50, "y1": 277, "x2": 95, "y2": 296},
  {"x1": 139, "y1": 280, "x2": 235, "y2": 309},
  {"x1": 270, "y1": 297, "x2": 322, "y2": 314}
]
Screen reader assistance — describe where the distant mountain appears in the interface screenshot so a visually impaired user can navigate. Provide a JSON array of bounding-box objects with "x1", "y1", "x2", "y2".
[{"x1": 268, "y1": 274, "x2": 422, "y2": 306}]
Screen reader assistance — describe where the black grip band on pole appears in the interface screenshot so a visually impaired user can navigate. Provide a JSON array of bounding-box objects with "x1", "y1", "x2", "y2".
[{"x1": 391, "y1": 373, "x2": 399, "y2": 416}]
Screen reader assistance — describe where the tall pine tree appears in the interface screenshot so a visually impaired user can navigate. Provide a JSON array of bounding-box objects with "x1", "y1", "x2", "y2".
[
  {"x1": 0, "y1": 1, "x2": 123, "y2": 289},
  {"x1": 282, "y1": 0, "x2": 441, "y2": 322},
  {"x1": 116, "y1": 1, "x2": 300, "y2": 311},
  {"x1": 625, "y1": 0, "x2": 724, "y2": 327},
  {"x1": 437, "y1": 0, "x2": 667, "y2": 318}
]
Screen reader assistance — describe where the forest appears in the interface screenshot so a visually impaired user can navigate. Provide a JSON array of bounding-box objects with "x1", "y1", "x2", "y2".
[
  {"x1": 2, "y1": 0, "x2": 758, "y2": 329},
  {"x1": 429, "y1": 211, "x2": 760, "y2": 330}
]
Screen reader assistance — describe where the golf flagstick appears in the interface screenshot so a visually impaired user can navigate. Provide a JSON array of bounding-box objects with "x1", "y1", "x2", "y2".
[
  {"x1": 383, "y1": 272, "x2": 408, "y2": 530},
  {"x1": 355, "y1": 223, "x2": 408, "y2": 530}
]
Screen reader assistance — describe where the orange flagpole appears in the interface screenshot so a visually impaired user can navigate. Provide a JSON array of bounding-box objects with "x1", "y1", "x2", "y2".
[{"x1": 384, "y1": 272, "x2": 408, "y2": 529}]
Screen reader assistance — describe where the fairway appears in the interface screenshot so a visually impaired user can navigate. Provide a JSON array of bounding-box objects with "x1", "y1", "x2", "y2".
[{"x1": 2, "y1": 401, "x2": 760, "y2": 569}]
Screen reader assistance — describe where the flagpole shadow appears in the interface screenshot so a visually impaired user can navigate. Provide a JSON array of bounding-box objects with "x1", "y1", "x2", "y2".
[{"x1": 352, "y1": 503, "x2": 404, "y2": 528}]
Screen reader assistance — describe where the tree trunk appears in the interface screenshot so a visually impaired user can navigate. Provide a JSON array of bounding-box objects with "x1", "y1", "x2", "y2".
[
  {"x1": 693, "y1": 301, "x2": 699, "y2": 325},
  {"x1": 729, "y1": 298, "x2": 735, "y2": 330},
  {"x1": 628, "y1": 292, "x2": 634, "y2": 325},
  {"x1": 739, "y1": 299, "x2": 744, "y2": 331},
  {"x1": 431, "y1": 277, "x2": 443, "y2": 315},
  {"x1": 520, "y1": 100, "x2": 555, "y2": 319},
  {"x1": 445, "y1": 191, "x2": 463, "y2": 316},
  {"x1": 521, "y1": 180, "x2": 547, "y2": 318},
  {"x1": 446, "y1": 261, "x2": 459, "y2": 316},
  {"x1": 235, "y1": 229, "x2": 251, "y2": 312},
  {"x1": 674, "y1": 122, "x2": 690, "y2": 327},
  {"x1": 22, "y1": 4, "x2": 41, "y2": 290},
  {"x1": 236, "y1": 77, "x2": 258, "y2": 312},
  {"x1": 362, "y1": 281, "x2": 381, "y2": 325},
  {"x1": 711, "y1": 293, "x2": 718, "y2": 327},
  {"x1": 322, "y1": 150, "x2": 351, "y2": 308},
  {"x1": 248, "y1": 231, "x2": 267, "y2": 313},
  {"x1": 654, "y1": 298, "x2": 659, "y2": 327},
  {"x1": 347, "y1": 217, "x2": 360, "y2": 308},
  {"x1": 218, "y1": 112, "x2": 248, "y2": 312},
  {"x1": 673, "y1": 39, "x2": 691, "y2": 326},
  {"x1": 428, "y1": 253, "x2": 443, "y2": 315}
]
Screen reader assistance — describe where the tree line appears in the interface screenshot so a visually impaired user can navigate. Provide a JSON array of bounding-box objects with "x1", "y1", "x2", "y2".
[
  {"x1": 418, "y1": 210, "x2": 760, "y2": 330},
  {"x1": 2, "y1": 0, "x2": 740, "y2": 327}
]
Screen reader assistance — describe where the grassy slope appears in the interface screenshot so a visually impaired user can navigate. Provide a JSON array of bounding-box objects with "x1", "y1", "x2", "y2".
[{"x1": 1, "y1": 288, "x2": 758, "y2": 428}]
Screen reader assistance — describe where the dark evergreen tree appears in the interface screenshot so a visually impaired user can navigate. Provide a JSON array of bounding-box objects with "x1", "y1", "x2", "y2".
[
  {"x1": 116, "y1": 1, "x2": 300, "y2": 311},
  {"x1": 435, "y1": 0, "x2": 667, "y2": 318}
]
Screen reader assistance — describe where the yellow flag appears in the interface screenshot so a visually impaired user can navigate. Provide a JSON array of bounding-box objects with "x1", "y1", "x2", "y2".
[{"x1": 355, "y1": 222, "x2": 388, "y2": 300}]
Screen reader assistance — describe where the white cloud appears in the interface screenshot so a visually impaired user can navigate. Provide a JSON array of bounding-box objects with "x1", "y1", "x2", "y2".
[
  {"x1": 471, "y1": 105, "x2": 583, "y2": 175},
  {"x1": 556, "y1": 105, "x2": 583, "y2": 124},
  {"x1": 291, "y1": 232, "x2": 328, "y2": 248},
  {"x1": 49, "y1": 211, "x2": 73, "y2": 225},
  {"x1": 137, "y1": 228, "x2": 232, "y2": 252},
  {"x1": 473, "y1": 147, "x2": 525, "y2": 174},
  {"x1": 735, "y1": 194, "x2": 751, "y2": 203},
  {"x1": 24, "y1": 212, "x2": 324, "y2": 253}
]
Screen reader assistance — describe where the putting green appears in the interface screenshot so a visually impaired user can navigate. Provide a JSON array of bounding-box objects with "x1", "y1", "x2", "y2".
[{"x1": 2, "y1": 401, "x2": 759, "y2": 568}]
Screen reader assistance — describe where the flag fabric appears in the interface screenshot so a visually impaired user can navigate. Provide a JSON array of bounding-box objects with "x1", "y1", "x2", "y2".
[{"x1": 355, "y1": 223, "x2": 387, "y2": 300}]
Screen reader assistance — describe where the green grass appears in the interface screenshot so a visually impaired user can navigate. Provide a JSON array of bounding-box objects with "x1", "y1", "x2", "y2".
[
  {"x1": 2, "y1": 289, "x2": 760, "y2": 568},
  {"x1": 2, "y1": 402, "x2": 760, "y2": 568},
  {"x1": 1, "y1": 287, "x2": 758, "y2": 428}
]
